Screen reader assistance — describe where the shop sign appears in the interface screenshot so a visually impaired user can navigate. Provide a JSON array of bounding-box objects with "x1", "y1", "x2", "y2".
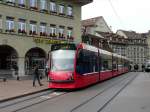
[{"x1": 33, "y1": 38, "x2": 67, "y2": 44}]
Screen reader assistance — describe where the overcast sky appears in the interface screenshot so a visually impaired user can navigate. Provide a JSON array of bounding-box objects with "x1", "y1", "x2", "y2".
[{"x1": 82, "y1": 0, "x2": 150, "y2": 33}]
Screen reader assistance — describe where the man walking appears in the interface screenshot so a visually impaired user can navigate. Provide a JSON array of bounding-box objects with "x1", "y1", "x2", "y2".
[{"x1": 33, "y1": 64, "x2": 43, "y2": 87}]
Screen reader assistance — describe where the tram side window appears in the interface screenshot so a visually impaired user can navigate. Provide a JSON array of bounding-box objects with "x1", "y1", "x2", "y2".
[
  {"x1": 113, "y1": 60, "x2": 117, "y2": 69},
  {"x1": 101, "y1": 59, "x2": 112, "y2": 71},
  {"x1": 101, "y1": 60, "x2": 108, "y2": 71},
  {"x1": 76, "y1": 49, "x2": 98, "y2": 75}
]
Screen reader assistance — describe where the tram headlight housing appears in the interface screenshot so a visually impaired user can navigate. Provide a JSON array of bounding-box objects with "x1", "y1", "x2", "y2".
[{"x1": 67, "y1": 73, "x2": 74, "y2": 80}]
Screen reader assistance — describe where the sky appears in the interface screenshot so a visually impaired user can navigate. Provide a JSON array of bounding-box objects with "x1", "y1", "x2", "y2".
[{"x1": 82, "y1": 0, "x2": 150, "y2": 33}]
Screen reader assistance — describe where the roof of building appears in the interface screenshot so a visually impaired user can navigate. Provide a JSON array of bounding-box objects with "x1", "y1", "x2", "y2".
[
  {"x1": 96, "y1": 31, "x2": 124, "y2": 39},
  {"x1": 84, "y1": 33, "x2": 105, "y2": 40},
  {"x1": 82, "y1": 16, "x2": 102, "y2": 27},
  {"x1": 119, "y1": 30, "x2": 146, "y2": 40}
]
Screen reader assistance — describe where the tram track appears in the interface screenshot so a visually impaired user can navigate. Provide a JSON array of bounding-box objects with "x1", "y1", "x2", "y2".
[
  {"x1": 97, "y1": 73, "x2": 137, "y2": 112},
  {"x1": 0, "y1": 89, "x2": 69, "y2": 112},
  {"x1": 0, "y1": 90, "x2": 55, "y2": 109},
  {"x1": 70, "y1": 73, "x2": 138, "y2": 112},
  {"x1": 0, "y1": 73, "x2": 138, "y2": 112}
]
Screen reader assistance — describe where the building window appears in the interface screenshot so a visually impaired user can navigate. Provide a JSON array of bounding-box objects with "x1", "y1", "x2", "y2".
[
  {"x1": 6, "y1": 17, "x2": 15, "y2": 32},
  {"x1": 40, "y1": 23, "x2": 47, "y2": 36},
  {"x1": 29, "y1": 21, "x2": 37, "y2": 35},
  {"x1": 18, "y1": 19, "x2": 26, "y2": 34},
  {"x1": 67, "y1": 27, "x2": 73, "y2": 40},
  {"x1": 30, "y1": 0, "x2": 37, "y2": 9},
  {"x1": 59, "y1": 5, "x2": 65, "y2": 15},
  {"x1": 50, "y1": 1, "x2": 57, "y2": 12},
  {"x1": 0, "y1": 15, "x2": 2, "y2": 30},
  {"x1": 18, "y1": 0, "x2": 25, "y2": 7},
  {"x1": 58, "y1": 26, "x2": 65, "y2": 38},
  {"x1": 40, "y1": 0, "x2": 47, "y2": 11},
  {"x1": 49, "y1": 24, "x2": 57, "y2": 37},
  {"x1": 67, "y1": 6, "x2": 73, "y2": 16}
]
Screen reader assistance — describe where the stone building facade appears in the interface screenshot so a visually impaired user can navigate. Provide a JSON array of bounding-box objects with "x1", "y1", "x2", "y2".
[
  {"x1": 0, "y1": 0, "x2": 92, "y2": 77},
  {"x1": 81, "y1": 16, "x2": 148, "y2": 71},
  {"x1": 117, "y1": 30, "x2": 148, "y2": 71},
  {"x1": 81, "y1": 16, "x2": 113, "y2": 51}
]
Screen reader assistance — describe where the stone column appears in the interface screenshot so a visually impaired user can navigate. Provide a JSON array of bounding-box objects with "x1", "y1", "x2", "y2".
[{"x1": 18, "y1": 57, "x2": 25, "y2": 77}]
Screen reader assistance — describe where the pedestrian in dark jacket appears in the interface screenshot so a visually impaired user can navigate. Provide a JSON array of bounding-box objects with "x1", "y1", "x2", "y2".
[
  {"x1": 33, "y1": 65, "x2": 43, "y2": 87},
  {"x1": 13, "y1": 64, "x2": 19, "y2": 80},
  {"x1": 45, "y1": 65, "x2": 49, "y2": 81}
]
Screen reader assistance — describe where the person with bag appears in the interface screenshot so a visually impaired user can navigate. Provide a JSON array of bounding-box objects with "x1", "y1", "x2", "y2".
[{"x1": 33, "y1": 64, "x2": 43, "y2": 87}]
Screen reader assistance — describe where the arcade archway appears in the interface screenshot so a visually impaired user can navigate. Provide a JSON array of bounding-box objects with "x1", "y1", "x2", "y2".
[
  {"x1": 0, "y1": 45, "x2": 18, "y2": 70},
  {"x1": 25, "y1": 47, "x2": 46, "y2": 75}
]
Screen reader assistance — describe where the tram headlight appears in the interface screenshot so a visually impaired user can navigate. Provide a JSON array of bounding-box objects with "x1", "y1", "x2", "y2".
[{"x1": 67, "y1": 73, "x2": 74, "y2": 80}]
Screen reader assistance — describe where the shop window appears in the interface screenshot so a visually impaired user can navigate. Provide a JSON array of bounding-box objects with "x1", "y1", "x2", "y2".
[
  {"x1": 40, "y1": 23, "x2": 47, "y2": 36},
  {"x1": 50, "y1": 1, "x2": 57, "y2": 13},
  {"x1": 59, "y1": 4, "x2": 65, "y2": 15},
  {"x1": 29, "y1": 21, "x2": 37, "y2": 35},
  {"x1": 18, "y1": 19, "x2": 26, "y2": 34},
  {"x1": 67, "y1": 6, "x2": 73, "y2": 16},
  {"x1": 40, "y1": 0, "x2": 47, "y2": 11},
  {"x1": 6, "y1": 17, "x2": 15, "y2": 33}
]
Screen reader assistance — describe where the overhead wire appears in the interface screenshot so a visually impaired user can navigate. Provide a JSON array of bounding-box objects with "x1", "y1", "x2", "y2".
[{"x1": 107, "y1": 0, "x2": 125, "y2": 29}]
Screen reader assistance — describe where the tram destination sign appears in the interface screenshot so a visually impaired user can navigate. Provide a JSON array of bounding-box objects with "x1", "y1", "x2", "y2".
[
  {"x1": 33, "y1": 38, "x2": 67, "y2": 44},
  {"x1": 51, "y1": 44, "x2": 76, "y2": 51}
]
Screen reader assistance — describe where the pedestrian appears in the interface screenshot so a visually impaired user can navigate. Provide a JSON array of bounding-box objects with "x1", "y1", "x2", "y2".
[
  {"x1": 134, "y1": 64, "x2": 139, "y2": 72},
  {"x1": 13, "y1": 64, "x2": 19, "y2": 80},
  {"x1": 129, "y1": 64, "x2": 132, "y2": 71},
  {"x1": 142, "y1": 64, "x2": 145, "y2": 72},
  {"x1": 45, "y1": 65, "x2": 49, "y2": 81},
  {"x1": 33, "y1": 64, "x2": 43, "y2": 87}
]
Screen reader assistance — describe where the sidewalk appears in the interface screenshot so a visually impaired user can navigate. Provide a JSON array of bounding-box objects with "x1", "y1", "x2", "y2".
[
  {"x1": 102, "y1": 72, "x2": 150, "y2": 112},
  {"x1": 0, "y1": 78, "x2": 49, "y2": 102}
]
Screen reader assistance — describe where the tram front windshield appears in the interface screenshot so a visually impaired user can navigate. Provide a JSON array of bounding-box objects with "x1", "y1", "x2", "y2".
[{"x1": 51, "y1": 50, "x2": 75, "y2": 71}]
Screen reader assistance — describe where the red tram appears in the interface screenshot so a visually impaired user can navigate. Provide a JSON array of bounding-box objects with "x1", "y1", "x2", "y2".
[{"x1": 48, "y1": 43, "x2": 130, "y2": 89}]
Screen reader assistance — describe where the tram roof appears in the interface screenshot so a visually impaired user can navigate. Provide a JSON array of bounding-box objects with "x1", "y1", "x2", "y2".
[
  {"x1": 81, "y1": 43, "x2": 112, "y2": 56},
  {"x1": 82, "y1": 43, "x2": 98, "y2": 52},
  {"x1": 113, "y1": 53, "x2": 130, "y2": 61}
]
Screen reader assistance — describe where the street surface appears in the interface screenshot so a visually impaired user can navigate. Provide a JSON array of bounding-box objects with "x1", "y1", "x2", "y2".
[{"x1": 1, "y1": 72, "x2": 148, "y2": 112}]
